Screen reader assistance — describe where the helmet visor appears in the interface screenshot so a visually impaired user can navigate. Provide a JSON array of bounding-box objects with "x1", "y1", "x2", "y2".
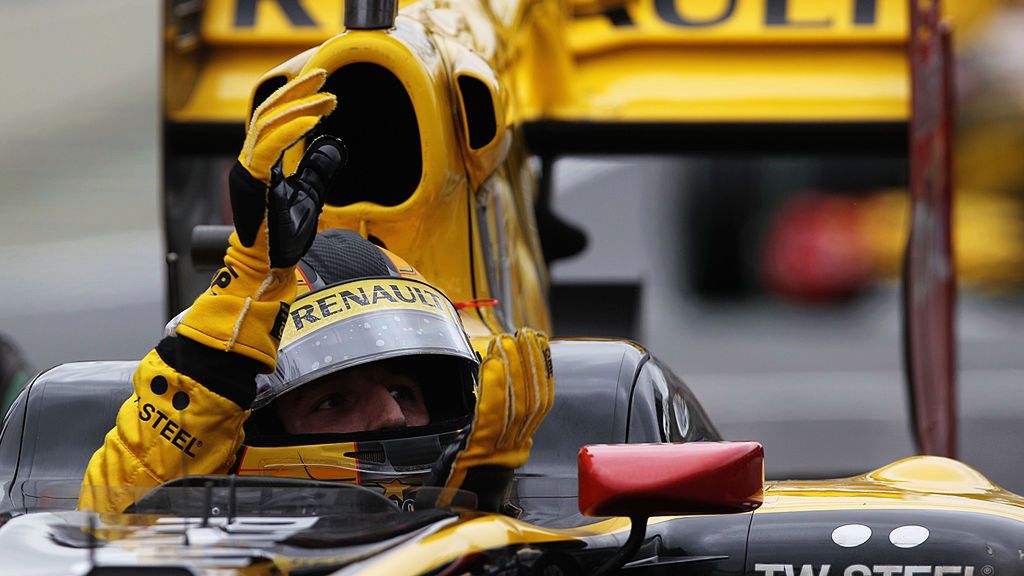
[{"x1": 255, "y1": 277, "x2": 476, "y2": 409}]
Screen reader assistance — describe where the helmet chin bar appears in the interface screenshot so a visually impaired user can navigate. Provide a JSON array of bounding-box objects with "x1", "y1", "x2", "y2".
[
  {"x1": 243, "y1": 418, "x2": 469, "y2": 449},
  {"x1": 234, "y1": 426, "x2": 466, "y2": 507}
]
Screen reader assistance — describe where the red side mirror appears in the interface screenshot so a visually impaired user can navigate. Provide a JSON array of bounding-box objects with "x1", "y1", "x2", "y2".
[{"x1": 578, "y1": 442, "x2": 764, "y2": 518}]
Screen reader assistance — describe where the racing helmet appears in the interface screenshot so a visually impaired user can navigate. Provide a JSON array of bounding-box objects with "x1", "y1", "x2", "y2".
[{"x1": 236, "y1": 229, "x2": 479, "y2": 507}]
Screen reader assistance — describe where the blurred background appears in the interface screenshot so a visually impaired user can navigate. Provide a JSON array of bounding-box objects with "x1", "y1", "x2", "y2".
[{"x1": 2, "y1": 1, "x2": 1023, "y2": 489}]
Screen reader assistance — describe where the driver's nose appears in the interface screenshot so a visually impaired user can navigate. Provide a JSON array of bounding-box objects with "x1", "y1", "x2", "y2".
[{"x1": 363, "y1": 382, "x2": 408, "y2": 431}]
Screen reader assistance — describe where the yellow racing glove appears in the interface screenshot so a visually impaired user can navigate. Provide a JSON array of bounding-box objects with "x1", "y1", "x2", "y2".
[
  {"x1": 80, "y1": 71, "x2": 343, "y2": 513},
  {"x1": 176, "y1": 69, "x2": 343, "y2": 371},
  {"x1": 429, "y1": 329, "x2": 555, "y2": 512}
]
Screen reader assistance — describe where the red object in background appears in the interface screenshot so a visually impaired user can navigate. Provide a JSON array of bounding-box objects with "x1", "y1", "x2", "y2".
[
  {"x1": 577, "y1": 442, "x2": 764, "y2": 518},
  {"x1": 760, "y1": 193, "x2": 873, "y2": 303}
]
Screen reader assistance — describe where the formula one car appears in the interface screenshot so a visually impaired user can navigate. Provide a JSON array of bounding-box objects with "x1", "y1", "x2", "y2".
[
  {"x1": 162, "y1": 0, "x2": 957, "y2": 458},
  {"x1": 0, "y1": 0, "x2": 997, "y2": 574},
  {"x1": 3, "y1": 341, "x2": 1023, "y2": 575}
]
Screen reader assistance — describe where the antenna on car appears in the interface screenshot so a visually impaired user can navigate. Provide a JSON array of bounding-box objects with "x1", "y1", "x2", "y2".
[
  {"x1": 201, "y1": 480, "x2": 213, "y2": 528},
  {"x1": 87, "y1": 512, "x2": 97, "y2": 568},
  {"x1": 344, "y1": 0, "x2": 397, "y2": 30},
  {"x1": 227, "y1": 473, "x2": 237, "y2": 525}
]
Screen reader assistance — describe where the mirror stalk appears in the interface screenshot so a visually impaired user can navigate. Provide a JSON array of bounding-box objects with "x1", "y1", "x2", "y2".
[{"x1": 593, "y1": 515, "x2": 648, "y2": 576}]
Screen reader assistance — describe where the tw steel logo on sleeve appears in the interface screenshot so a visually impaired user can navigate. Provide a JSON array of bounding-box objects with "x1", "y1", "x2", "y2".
[
  {"x1": 755, "y1": 566, "x2": 981, "y2": 576},
  {"x1": 134, "y1": 375, "x2": 202, "y2": 458}
]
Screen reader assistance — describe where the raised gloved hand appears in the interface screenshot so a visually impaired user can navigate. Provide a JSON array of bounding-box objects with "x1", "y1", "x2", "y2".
[
  {"x1": 177, "y1": 69, "x2": 344, "y2": 371},
  {"x1": 431, "y1": 328, "x2": 555, "y2": 512}
]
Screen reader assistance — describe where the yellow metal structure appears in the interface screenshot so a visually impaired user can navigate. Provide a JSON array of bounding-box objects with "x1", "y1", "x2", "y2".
[
  {"x1": 170, "y1": 0, "x2": 560, "y2": 338},
  {"x1": 164, "y1": 0, "x2": 932, "y2": 340},
  {"x1": 167, "y1": 0, "x2": 913, "y2": 125},
  {"x1": 553, "y1": 0, "x2": 909, "y2": 122}
]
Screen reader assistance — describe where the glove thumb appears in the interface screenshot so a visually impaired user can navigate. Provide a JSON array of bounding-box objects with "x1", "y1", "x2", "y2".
[
  {"x1": 291, "y1": 135, "x2": 348, "y2": 202},
  {"x1": 268, "y1": 136, "x2": 348, "y2": 268}
]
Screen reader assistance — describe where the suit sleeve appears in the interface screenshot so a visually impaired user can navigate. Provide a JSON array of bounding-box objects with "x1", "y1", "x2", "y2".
[
  {"x1": 79, "y1": 230, "x2": 294, "y2": 513},
  {"x1": 78, "y1": 337, "x2": 264, "y2": 513}
]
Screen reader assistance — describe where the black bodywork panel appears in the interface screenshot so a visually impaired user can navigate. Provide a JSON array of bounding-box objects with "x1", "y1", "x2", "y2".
[
  {"x1": 747, "y1": 509, "x2": 1024, "y2": 575},
  {"x1": 0, "y1": 339, "x2": 720, "y2": 519},
  {"x1": 0, "y1": 361, "x2": 138, "y2": 514}
]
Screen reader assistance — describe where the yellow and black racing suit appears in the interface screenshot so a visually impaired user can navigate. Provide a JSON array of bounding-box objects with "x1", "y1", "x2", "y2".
[{"x1": 79, "y1": 229, "x2": 295, "y2": 513}]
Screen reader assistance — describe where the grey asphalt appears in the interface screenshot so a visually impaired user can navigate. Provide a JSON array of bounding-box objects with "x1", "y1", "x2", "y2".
[
  {"x1": 2, "y1": 3, "x2": 1022, "y2": 496},
  {"x1": 0, "y1": 1, "x2": 163, "y2": 368}
]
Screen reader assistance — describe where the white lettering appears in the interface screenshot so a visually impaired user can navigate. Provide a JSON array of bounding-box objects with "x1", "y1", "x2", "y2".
[
  {"x1": 757, "y1": 563, "x2": 974, "y2": 576},
  {"x1": 756, "y1": 564, "x2": 788, "y2": 576}
]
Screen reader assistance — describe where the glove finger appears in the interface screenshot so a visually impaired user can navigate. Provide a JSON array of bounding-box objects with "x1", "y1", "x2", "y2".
[
  {"x1": 252, "y1": 93, "x2": 336, "y2": 142},
  {"x1": 517, "y1": 329, "x2": 548, "y2": 443},
  {"x1": 526, "y1": 330, "x2": 554, "y2": 439},
  {"x1": 265, "y1": 138, "x2": 347, "y2": 268},
  {"x1": 249, "y1": 69, "x2": 328, "y2": 130},
  {"x1": 512, "y1": 329, "x2": 539, "y2": 445},
  {"x1": 243, "y1": 94, "x2": 337, "y2": 179},
  {"x1": 498, "y1": 332, "x2": 530, "y2": 450},
  {"x1": 538, "y1": 332, "x2": 554, "y2": 421},
  {"x1": 269, "y1": 162, "x2": 286, "y2": 187},
  {"x1": 290, "y1": 136, "x2": 348, "y2": 208},
  {"x1": 475, "y1": 346, "x2": 512, "y2": 453},
  {"x1": 521, "y1": 329, "x2": 548, "y2": 442},
  {"x1": 245, "y1": 116, "x2": 324, "y2": 183},
  {"x1": 267, "y1": 190, "x2": 320, "y2": 268},
  {"x1": 485, "y1": 335, "x2": 501, "y2": 358}
]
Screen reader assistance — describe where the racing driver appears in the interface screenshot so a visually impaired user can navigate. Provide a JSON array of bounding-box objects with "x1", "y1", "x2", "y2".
[{"x1": 78, "y1": 69, "x2": 553, "y2": 514}]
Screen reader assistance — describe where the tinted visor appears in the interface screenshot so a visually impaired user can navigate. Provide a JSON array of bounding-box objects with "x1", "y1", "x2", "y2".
[{"x1": 255, "y1": 278, "x2": 477, "y2": 409}]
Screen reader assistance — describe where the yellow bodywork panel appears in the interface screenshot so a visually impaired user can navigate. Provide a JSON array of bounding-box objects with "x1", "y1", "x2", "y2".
[
  {"x1": 759, "y1": 456, "x2": 1024, "y2": 522},
  {"x1": 353, "y1": 514, "x2": 633, "y2": 576},
  {"x1": 169, "y1": 0, "x2": 914, "y2": 124},
  {"x1": 570, "y1": 0, "x2": 906, "y2": 52},
  {"x1": 167, "y1": 48, "x2": 303, "y2": 122},
  {"x1": 164, "y1": 0, "x2": 923, "y2": 335},
  {"x1": 202, "y1": 0, "x2": 347, "y2": 45},
  {"x1": 539, "y1": 0, "x2": 910, "y2": 122},
  {"x1": 553, "y1": 45, "x2": 907, "y2": 122},
  {"x1": 168, "y1": 0, "x2": 410, "y2": 122}
]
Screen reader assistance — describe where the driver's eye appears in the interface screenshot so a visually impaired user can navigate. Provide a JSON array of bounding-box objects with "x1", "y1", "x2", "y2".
[
  {"x1": 313, "y1": 394, "x2": 345, "y2": 412},
  {"x1": 389, "y1": 385, "x2": 415, "y2": 403}
]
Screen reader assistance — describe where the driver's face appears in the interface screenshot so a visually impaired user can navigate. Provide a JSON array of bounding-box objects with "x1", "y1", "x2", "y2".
[{"x1": 273, "y1": 363, "x2": 429, "y2": 434}]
